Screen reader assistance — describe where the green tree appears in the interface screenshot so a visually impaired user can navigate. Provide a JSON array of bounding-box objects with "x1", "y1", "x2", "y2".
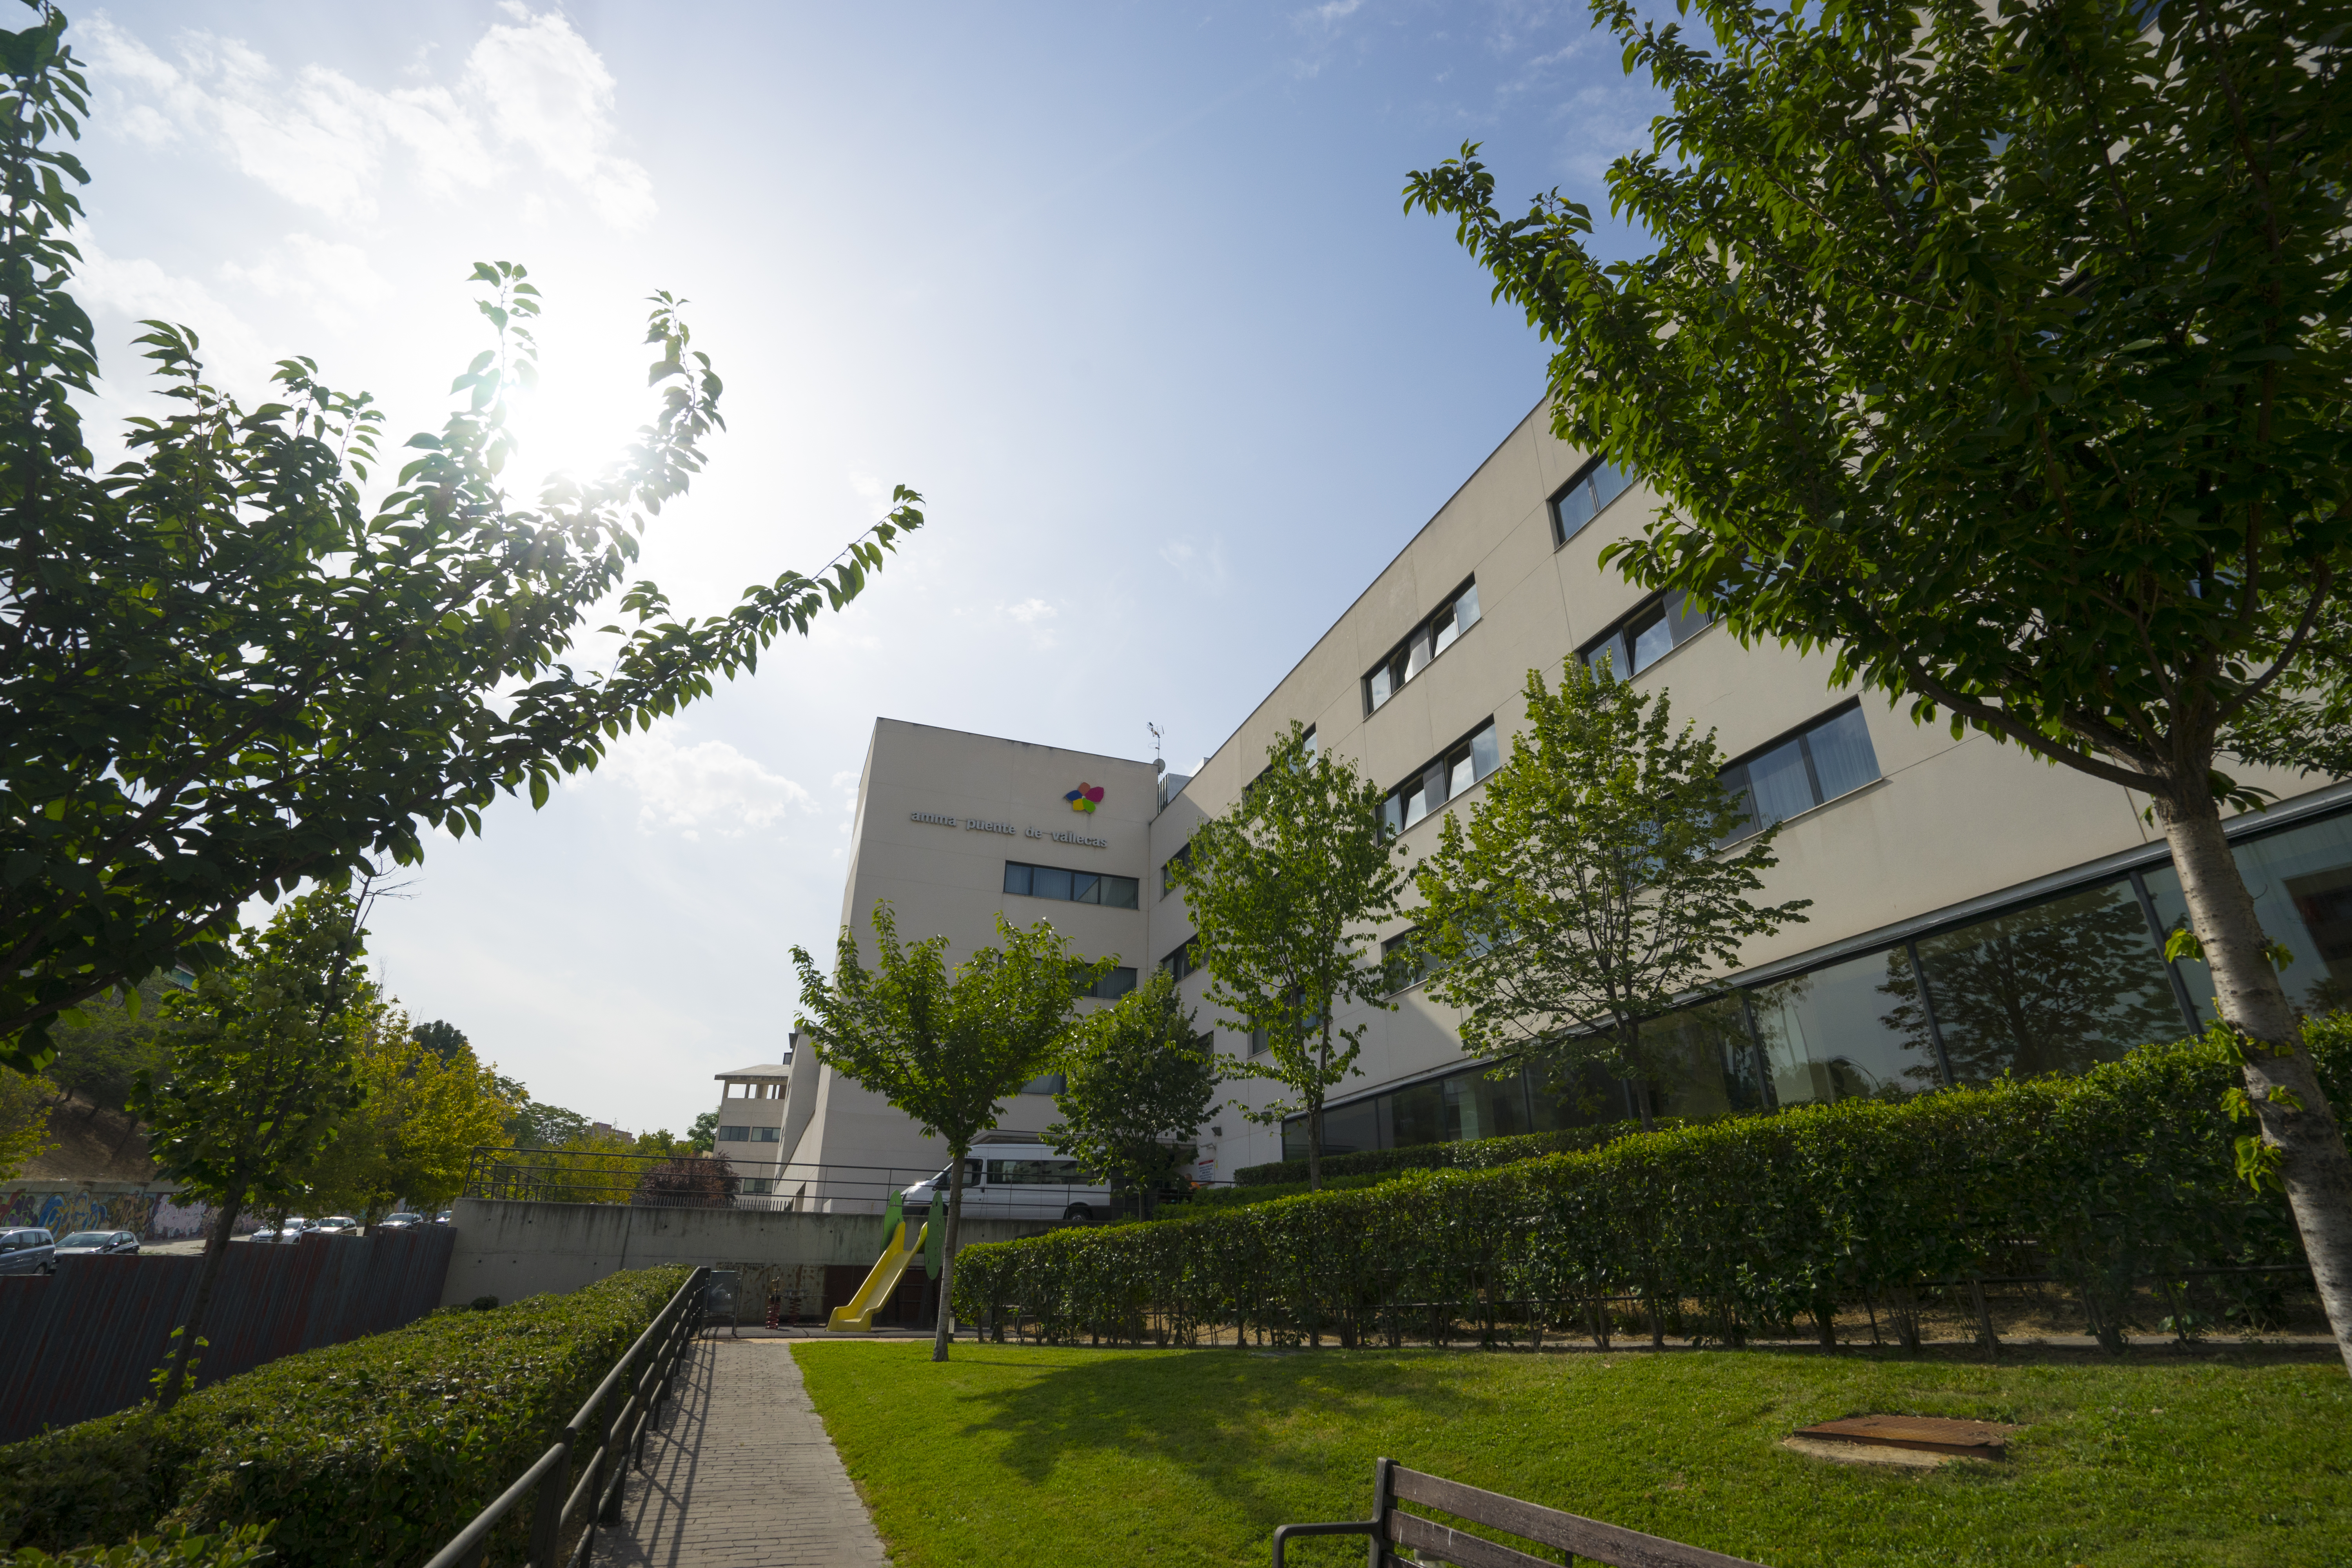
[
  {"x1": 1171, "y1": 722, "x2": 1402, "y2": 1189},
  {"x1": 301, "y1": 1001, "x2": 516, "y2": 1221},
  {"x1": 505, "y1": 1093, "x2": 591, "y2": 1150},
  {"x1": 131, "y1": 889, "x2": 368, "y2": 1409},
  {"x1": 0, "y1": 1064, "x2": 52, "y2": 1179},
  {"x1": 1046, "y1": 966, "x2": 1218, "y2": 1217},
  {"x1": 792, "y1": 903, "x2": 1094, "y2": 1361},
  {"x1": 687, "y1": 1110, "x2": 719, "y2": 1154},
  {"x1": 42, "y1": 972, "x2": 173, "y2": 1121},
  {"x1": 0, "y1": 12, "x2": 925, "y2": 1074},
  {"x1": 1406, "y1": 0, "x2": 2352, "y2": 1367},
  {"x1": 1410, "y1": 664, "x2": 1810, "y2": 1130},
  {"x1": 410, "y1": 1020, "x2": 468, "y2": 1064}
]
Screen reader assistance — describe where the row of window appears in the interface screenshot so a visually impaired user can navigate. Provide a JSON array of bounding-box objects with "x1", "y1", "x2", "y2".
[
  {"x1": 1718, "y1": 702, "x2": 1880, "y2": 845},
  {"x1": 1003, "y1": 861, "x2": 1141, "y2": 909},
  {"x1": 1365, "y1": 580, "x2": 1482, "y2": 715},
  {"x1": 715, "y1": 1125, "x2": 780, "y2": 1143},
  {"x1": 1580, "y1": 589, "x2": 1713, "y2": 680},
  {"x1": 1076, "y1": 965, "x2": 1138, "y2": 1000},
  {"x1": 1549, "y1": 456, "x2": 1635, "y2": 547},
  {"x1": 1161, "y1": 937, "x2": 1201, "y2": 982},
  {"x1": 1381, "y1": 719, "x2": 1502, "y2": 834},
  {"x1": 1288, "y1": 804, "x2": 2352, "y2": 1156}
]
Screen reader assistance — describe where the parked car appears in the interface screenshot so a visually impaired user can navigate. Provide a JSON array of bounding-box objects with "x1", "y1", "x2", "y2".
[
  {"x1": 247, "y1": 1216, "x2": 310, "y2": 1243},
  {"x1": 433, "y1": 1210, "x2": 454, "y2": 1225},
  {"x1": 53, "y1": 1230, "x2": 140, "y2": 1258},
  {"x1": 0, "y1": 1227, "x2": 56, "y2": 1274},
  {"x1": 375, "y1": 1212, "x2": 423, "y2": 1229},
  {"x1": 311, "y1": 1215, "x2": 360, "y2": 1235},
  {"x1": 898, "y1": 1143, "x2": 1115, "y2": 1223}
]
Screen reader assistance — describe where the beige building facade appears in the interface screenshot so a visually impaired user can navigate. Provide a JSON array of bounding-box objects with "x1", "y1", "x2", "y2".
[{"x1": 781, "y1": 401, "x2": 2352, "y2": 1190}]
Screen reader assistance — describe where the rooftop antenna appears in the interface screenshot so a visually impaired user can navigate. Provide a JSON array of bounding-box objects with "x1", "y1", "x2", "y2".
[{"x1": 1148, "y1": 721, "x2": 1165, "y2": 775}]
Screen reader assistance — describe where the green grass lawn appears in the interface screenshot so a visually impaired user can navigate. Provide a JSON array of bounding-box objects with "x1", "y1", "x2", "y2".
[{"x1": 791, "y1": 1340, "x2": 2348, "y2": 1568}]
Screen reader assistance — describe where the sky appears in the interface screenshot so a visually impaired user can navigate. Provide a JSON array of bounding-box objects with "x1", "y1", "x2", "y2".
[{"x1": 65, "y1": 0, "x2": 1668, "y2": 1134}]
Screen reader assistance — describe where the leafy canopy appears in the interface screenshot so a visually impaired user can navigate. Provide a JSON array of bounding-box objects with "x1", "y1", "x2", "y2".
[
  {"x1": 1412, "y1": 662, "x2": 1809, "y2": 1105},
  {"x1": 791, "y1": 902, "x2": 1096, "y2": 1156},
  {"x1": 0, "y1": 10, "x2": 925, "y2": 1073},
  {"x1": 130, "y1": 888, "x2": 369, "y2": 1218},
  {"x1": 1046, "y1": 965, "x2": 1218, "y2": 1208},
  {"x1": 1404, "y1": 0, "x2": 2352, "y2": 813},
  {"x1": 299, "y1": 1001, "x2": 516, "y2": 1220},
  {"x1": 1171, "y1": 722, "x2": 1402, "y2": 1183}
]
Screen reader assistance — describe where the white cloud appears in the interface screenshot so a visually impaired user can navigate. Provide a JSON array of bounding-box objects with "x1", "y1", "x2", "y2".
[
  {"x1": 218, "y1": 232, "x2": 392, "y2": 328},
  {"x1": 1157, "y1": 537, "x2": 1230, "y2": 591},
  {"x1": 1004, "y1": 597, "x2": 1056, "y2": 624},
  {"x1": 590, "y1": 731, "x2": 815, "y2": 838},
  {"x1": 463, "y1": 11, "x2": 655, "y2": 229},
  {"x1": 80, "y1": 8, "x2": 651, "y2": 229}
]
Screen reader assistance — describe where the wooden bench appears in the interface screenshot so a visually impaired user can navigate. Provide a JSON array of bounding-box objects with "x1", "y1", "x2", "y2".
[{"x1": 1271, "y1": 1458, "x2": 1769, "y2": 1567}]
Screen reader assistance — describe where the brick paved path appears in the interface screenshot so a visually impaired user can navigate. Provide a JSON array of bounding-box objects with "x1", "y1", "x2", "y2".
[{"x1": 593, "y1": 1337, "x2": 891, "y2": 1567}]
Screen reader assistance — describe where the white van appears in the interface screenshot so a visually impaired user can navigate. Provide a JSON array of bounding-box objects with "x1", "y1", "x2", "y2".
[{"x1": 900, "y1": 1143, "x2": 1115, "y2": 1223}]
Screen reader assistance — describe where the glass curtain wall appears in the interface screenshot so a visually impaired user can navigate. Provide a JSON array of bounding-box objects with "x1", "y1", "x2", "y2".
[
  {"x1": 1274, "y1": 804, "x2": 2352, "y2": 1165},
  {"x1": 2144, "y1": 810, "x2": 2352, "y2": 1024},
  {"x1": 1908, "y1": 880, "x2": 2182, "y2": 1083}
]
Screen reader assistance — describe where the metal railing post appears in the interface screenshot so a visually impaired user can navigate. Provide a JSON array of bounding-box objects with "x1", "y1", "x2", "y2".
[{"x1": 528, "y1": 1426, "x2": 577, "y2": 1568}]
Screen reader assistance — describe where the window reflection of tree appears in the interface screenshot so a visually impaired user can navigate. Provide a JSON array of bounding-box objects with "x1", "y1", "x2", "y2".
[
  {"x1": 1886, "y1": 884, "x2": 2183, "y2": 1085},
  {"x1": 1644, "y1": 995, "x2": 1764, "y2": 1117}
]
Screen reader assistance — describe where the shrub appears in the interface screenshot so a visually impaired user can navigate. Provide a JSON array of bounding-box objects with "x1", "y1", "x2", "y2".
[
  {"x1": 0, "y1": 1267, "x2": 691, "y2": 1566},
  {"x1": 1229, "y1": 1118, "x2": 1659, "y2": 1187},
  {"x1": 2, "y1": 1525, "x2": 274, "y2": 1567},
  {"x1": 956, "y1": 1032, "x2": 2349, "y2": 1349}
]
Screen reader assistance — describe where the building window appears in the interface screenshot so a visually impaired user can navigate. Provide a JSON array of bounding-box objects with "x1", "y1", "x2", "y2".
[
  {"x1": 1243, "y1": 727, "x2": 1318, "y2": 800},
  {"x1": 1074, "y1": 965, "x2": 1138, "y2": 1000},
  {"x1": 1365, "y1": 580, "x2": 1482, "y2": 715},
  {"x1": 1161, "y1": 937, "x2": 1201, "y2": 981},
  {"x1": 1379, "y1": 719, "x2": 1503, "y2": 835},
  {"x1": 1160, "y1": 842, "x2": 1190, "y2": 899},
  {"x1": 1717, "y1": 702, "x2": 1881, "y2": 844},
  {"x1": 1382, "y1": 929, "x2": 1437, "y2": 995},
  {"x1": 747, "y1": 1126, "x2": 780, "y2": 1143},
  {"x1": 1018, "y1": 1072, "x2": 1067, "y2": 1096},
  {"x1": 1004, "y1": 862, "x2": 1141, "y2": 909},
  {"x1": 1580, "y1": 590, "x2": 1713, "y2": 679},
  {"x1": 717, "y1": 1125, "x2": 748, "y2": 1142},
  {"x1": 740, "y1": 1178, "x2": 776, "y2": 1196},
  {"x1": 1550, "y1": 456, "x2": 1634, "y2": 546}
]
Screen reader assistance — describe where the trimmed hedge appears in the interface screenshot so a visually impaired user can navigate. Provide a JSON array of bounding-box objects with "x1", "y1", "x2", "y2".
[
  {"x1": 1230, "y1": 1118, "x2": 1662, "y2": 1187},
  {"x1": 956, "y1": 1029, "x2": 2350, "y2": 1349},
  {"x1": 0, "y1": 1266, "x2": 691, "y2": 1567}
]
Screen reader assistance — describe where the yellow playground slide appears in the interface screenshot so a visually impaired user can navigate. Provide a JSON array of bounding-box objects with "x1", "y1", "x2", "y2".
[{"x1": 827, "y1": 1216, "x2": 931, "y2": 1332}]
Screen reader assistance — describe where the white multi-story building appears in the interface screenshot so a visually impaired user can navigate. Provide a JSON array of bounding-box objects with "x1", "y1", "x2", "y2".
[{"x1": 775, "y1": 401, "x2": 2352, "y2": 1192}]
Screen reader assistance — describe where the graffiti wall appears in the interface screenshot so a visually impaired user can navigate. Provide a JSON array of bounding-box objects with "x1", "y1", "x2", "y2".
[{"x1": 0, "y1": 1188, "x2": 247, "y2": 1240}]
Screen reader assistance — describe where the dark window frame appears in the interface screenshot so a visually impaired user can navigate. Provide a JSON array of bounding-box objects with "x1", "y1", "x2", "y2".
[
  {"x1": 1578, "y1": 589, "x2": 1714, "y2": 680},
  {"x1": 1549, "y1": 456, "x2": 1635, "y2": 547},
  {"x1": 1379, "y1": 717, "x2": 1503, "y2": 836},
  {"x1": 1004, "y1": 860, "x2": 1142, "y2": 909},
  {"x1": 1715, "y1": 699, "x2": 1881, "y2": 846},
  {"x1": 1363, "y1": 579, "x2": 1483, "y2": 717},
  {"x1": 1161, "y1": 937, "x2": 1202, "y2": 982},
  {"x1": 1159, "y1": 841, "x2": 1191, "y2": 899}
]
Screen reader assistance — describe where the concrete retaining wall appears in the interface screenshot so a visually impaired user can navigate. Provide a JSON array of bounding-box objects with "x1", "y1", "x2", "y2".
[{"x1": 443, "y1": 1198, "x2": 1049, "y2": 1308}]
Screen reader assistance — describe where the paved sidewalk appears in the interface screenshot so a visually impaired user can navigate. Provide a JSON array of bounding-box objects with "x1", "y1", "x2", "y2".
[{"x1": 593, "y1": 1336, "x2": 891, "y2": 1568}]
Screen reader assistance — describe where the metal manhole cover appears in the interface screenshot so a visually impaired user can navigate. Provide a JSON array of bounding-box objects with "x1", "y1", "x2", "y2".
[{"x1": 1792, "y1": 1414, "x2": 2017, "y2": 1457}]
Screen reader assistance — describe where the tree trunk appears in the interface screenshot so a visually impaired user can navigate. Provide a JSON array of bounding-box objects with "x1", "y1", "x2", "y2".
[
  {"x1": 155, "y1": 1191, "x2": 243, "y2": 1411},
  {"x1": 931, "y1": 1145, "x2": 965, "y2": 1363},
  {"x1": 2156, "y1": 792, "x2": 2352, "y2": 1376},
  {"x1": 1306, "y1": 1098, "x2": 1323, "y2": 1192}
]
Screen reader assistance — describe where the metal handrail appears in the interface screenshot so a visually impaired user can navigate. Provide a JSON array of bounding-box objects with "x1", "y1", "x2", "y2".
[
  {"x1": 461, "y1": 1147, "x2": 949, "y2": 1211},
  {"x1": 422, "y1": 1265, "x2": 708, "y2": 1568}
]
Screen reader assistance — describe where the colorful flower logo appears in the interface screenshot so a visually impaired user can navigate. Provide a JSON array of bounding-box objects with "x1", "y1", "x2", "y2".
[{"x1": 1064, "y1": 783, "x2": 1105, "y2": 814}]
